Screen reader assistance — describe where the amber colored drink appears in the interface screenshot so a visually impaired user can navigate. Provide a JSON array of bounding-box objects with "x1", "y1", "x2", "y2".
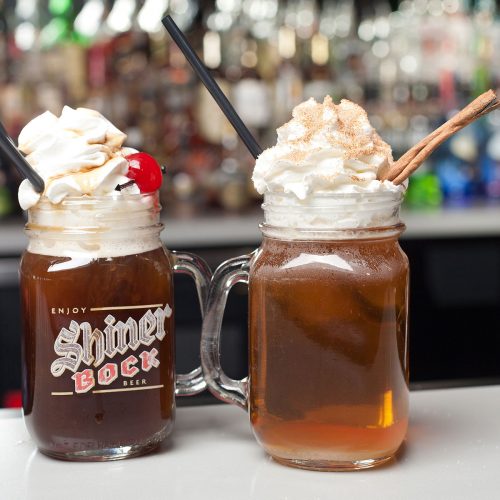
[
  {"x1": 20, "y1": 247, "x2": 175, "y2": 460},
  {"x1": 248, "y1": 234, "x2": 409, "y2": 468}
]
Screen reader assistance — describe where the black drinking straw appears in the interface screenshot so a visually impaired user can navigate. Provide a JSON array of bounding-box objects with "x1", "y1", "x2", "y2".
[
  {"x1": 162, "y1": 15, "x2": 263, "y2": 160},
  {"x1": 0, "y1": 121, "x2": 44, "y2": 193}
]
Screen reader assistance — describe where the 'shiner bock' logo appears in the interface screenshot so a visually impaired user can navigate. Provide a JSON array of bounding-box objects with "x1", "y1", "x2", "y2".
[{"x1": 50, "y1": 304, "x2": 172, "y2": 394}]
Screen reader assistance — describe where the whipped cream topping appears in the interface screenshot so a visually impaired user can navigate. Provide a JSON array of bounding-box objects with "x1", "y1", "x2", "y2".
[
  {"x1": 253, "y1": 96, "x2": 404, "y2": 200},
  {"x1": 18, "y1": 106, "x2": 139, "y2": 210}
]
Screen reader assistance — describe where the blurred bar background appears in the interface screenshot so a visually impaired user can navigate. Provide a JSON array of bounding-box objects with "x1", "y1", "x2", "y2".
[{"x1": 0, "y1": 0, "x2": 499, "y2": 406}]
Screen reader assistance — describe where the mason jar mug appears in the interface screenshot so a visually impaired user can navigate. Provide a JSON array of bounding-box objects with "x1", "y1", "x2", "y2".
[
  {"x1": 201, "y1": 192, "x2": 409, "y2": 471},
  {"x1": 21, "y1": 193, "x2": 211, "y2": 461}
]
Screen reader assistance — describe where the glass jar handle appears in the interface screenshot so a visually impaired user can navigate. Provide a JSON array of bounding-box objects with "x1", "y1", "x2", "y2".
[
  {"x1": 171, "y1": 251, "x2": 211, "y2": 396},
  {"x1": 201, "y1": 253, "x2": 252, "y2": 410}
]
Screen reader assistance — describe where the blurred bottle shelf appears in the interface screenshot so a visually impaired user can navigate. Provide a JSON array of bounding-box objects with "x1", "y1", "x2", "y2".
[
  {"x1": 1, "y1": 0, "x2": 500, "y2": 218},
  {"x1": 1, "y1": 202, "x2": 499, "y2": 258}
]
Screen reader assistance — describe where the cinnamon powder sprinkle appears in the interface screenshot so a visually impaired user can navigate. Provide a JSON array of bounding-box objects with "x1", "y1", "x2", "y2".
[
  {"x1": 277, "y1": 96, "x2": 393, "y2": 163},
  {"x1": 281, "y1": 148, "x2": 322, "y2": 163}
]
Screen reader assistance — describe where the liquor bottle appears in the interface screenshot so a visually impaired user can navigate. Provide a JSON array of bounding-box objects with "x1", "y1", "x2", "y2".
[
  {"x1": 74, "y1": 0, "x2": 106, "y2": 44},
  {"x1": 480, "y1": 123, "x2": 500, "y2": 199},
  {"x1": 471, "y1": 0, "x2": 496, "y2": 97},
  {"x1": 275, "y1": 25, "x2": 303, "y2": 126},
  {"x1": 163, "y1": 37, "x2": 221, "y2": 208},
  {"x1": 303, "y1": 31, "x2": 334, "y2": 102},
  {"x1": 0, "y1": 158, "x2": 14, "y2": 217},
  {"x1": 40, "y1": 0, "x2": 79, "y2": 47},
  {"x1": 231, "y1": 37, "x2": 271, "y2": 132},
  {"x1": 405, "y1": 162, "x2": 443, "y2": 208},
  {"x1": 0, "y1": 0, "x2": 9, "y2": 84},
  {"x1": 436, "y1": 128, "x2": 479, "y2": 203},
  {"x1": 404, "y1": 115, "x2": 443, "y2": 208}
]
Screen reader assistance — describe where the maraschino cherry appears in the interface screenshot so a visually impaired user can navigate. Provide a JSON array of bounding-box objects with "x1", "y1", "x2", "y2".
[{"x1": 125, "y1": 152, "x2": 163, "y2": 193}]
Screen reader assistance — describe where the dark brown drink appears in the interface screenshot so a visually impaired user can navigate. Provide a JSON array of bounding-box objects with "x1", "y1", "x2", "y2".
[
  {"x1": 248, "y1": 234, "x2": 409, "y2": 469},
  {"x1": 20, "y1": 247, "x2": 175, "y2": 460}
]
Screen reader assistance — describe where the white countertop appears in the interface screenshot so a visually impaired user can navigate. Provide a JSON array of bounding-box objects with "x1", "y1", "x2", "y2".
[{"x1": 1, "y1": 385, "x2": 499, "y2": 500}]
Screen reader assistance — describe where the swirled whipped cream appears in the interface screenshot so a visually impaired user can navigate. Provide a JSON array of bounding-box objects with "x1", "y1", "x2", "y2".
[
  {"x1": 18, "y1": 106, "x2": 139, "y2": 210},
  {"x1": 253, "y1": 96, "x2": 404, "y2": 199}
]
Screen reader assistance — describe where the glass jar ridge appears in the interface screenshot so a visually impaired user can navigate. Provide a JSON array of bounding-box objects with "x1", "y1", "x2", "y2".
[
  {"x1": 261, "y1": 191, "x2": 404, "y2": 239},
  {"x1": 26, "y1": 193, "x2": 163, "y2": 258}
]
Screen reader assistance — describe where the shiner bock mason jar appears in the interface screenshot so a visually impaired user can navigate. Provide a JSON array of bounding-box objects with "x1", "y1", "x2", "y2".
[
  {"x1": 202, "y1": 191, "x2": 409, "y2": 471},
  {"x1": 20, "y1": 192, "x2": 211, "y2": 461}
]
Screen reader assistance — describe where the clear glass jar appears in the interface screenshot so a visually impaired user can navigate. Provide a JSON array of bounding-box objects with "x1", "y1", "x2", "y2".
[
  {"x1": 201, "y1": 191, "x2": 409, "y2": 471},
  {"x1": 20, "y1": 192, "x2": 210, "y2": 461}
]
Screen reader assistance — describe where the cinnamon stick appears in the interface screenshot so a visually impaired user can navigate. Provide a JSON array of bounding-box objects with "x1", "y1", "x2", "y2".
[{"x1": 378, "y1": 90, "x2": 500, "y2": 184}]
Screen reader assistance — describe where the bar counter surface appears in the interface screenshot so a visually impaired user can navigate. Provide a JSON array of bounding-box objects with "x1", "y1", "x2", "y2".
[
  {"x1": 1, "y1": 385, "x2": 499, "y2": 499},
  {"x1": 1, "y1": 203, "x2": 500, "y2": 254}
]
